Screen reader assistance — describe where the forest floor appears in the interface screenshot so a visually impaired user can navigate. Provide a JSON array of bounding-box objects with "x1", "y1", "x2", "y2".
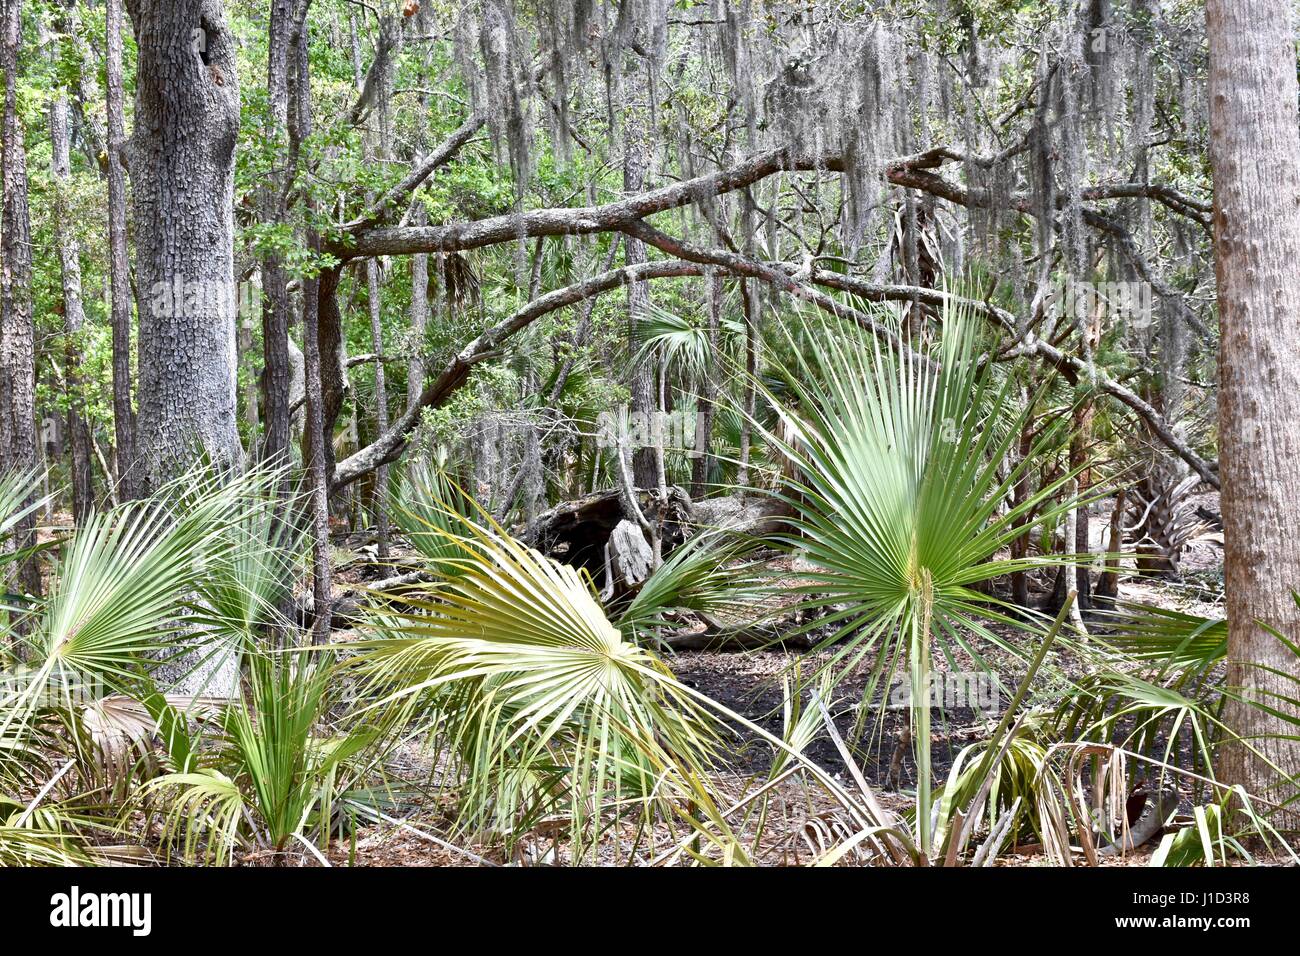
[{"x1": 301, "y1": 491, "x2": 1270, "y2": 867}]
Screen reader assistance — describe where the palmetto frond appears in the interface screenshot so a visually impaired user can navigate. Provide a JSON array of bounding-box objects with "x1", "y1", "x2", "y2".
[
  {"x1": 761, "y1": 305, "x2": 1083, "y2": 688},
  {"x1": 350, "y1": 512, "x2": 725, "y2": 859}
]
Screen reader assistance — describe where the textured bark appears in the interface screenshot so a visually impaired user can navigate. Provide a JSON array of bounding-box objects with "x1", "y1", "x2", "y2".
[
  {"x1": 257, "y1": 0, "x2": 299, "y2": 476},
  {"x1": 1206, "y1": 0, "x2": 1300, "y2": 809},
  {"x1": 352, "y1": 19, "x2": 397, "y2": 560},
  {"x1": 621, "y1": 61, "x2": 657, "y2": 490},
  {"x1": 689, "y1": 270, "x2": 722, "y2": 498},
  {"x1": 1, "y1": 0, "x2": 40, "y2": 598},
  {"x1": 126, "y1": 0, "x2": 243, "y2": 491},
  {"x1": 124, "y1": 0, "x2": 242, "y2": 694},
  {"x1": 315, "y1": 264, "x2": 348, "y2": 485},
  {"x1": 407, "y1": 247, "x2": 429, "y2": 409},
  {"x1": 365, "y1": 258, "x2": 391, "y2": 560},
  {"x1": 49, "y1": 84, "x2": 94, "y2": 522},
  {"x1": 105, "y1": 0, "x2": 139, "y2": 500},
  {"x1": 293, "y1": 11, "x2": 332, "y2": 645}
]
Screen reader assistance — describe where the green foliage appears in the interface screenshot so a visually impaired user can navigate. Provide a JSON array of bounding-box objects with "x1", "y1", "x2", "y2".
[{"x1": 349, "y1": 509, "x2": 726, "y2": 860}]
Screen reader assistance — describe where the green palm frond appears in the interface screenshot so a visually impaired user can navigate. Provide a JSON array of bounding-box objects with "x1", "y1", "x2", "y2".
[
  {"x1": 617, "y1": 532, "x2": 764, "y2": 638},
  {"x1": 195, "y1": 481, "x2": 305, "y2": 647},
  {"x1": 756, "y1": 301, "x2": 1090, "y2": 855},
  {"x1": 389, "y1": 464, "x2": 479, "y2": 576},
  {"x1": 1098, "y1": 602, "x2": 1227, "y2": 674},
  {"x1": 143, "y1": 769, "x2": 245, "y2": 866},
  {"x1": 143, "y1": 650, "x2": 383, "y2": 865},
  {"x1": 349, "y1": 512, "x2": 725, "y2": 860},
  {"x1": 763, "y1": 308, "x2": 1085, "y2": 681}
]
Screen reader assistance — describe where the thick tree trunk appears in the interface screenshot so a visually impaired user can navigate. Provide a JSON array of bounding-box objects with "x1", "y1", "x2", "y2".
[
  {"x1": 49, "y1": 84, "x2": 95, "y2": 523},
  {"x1": 125, "y1": 0, "x2": 243, "y2": 491},
  {"x1": 105, "y1": 0, "x2": 139, "y2": 501},
  {"x1": 125, "y1": 0, "x2": 242, "y2": 693},
  {"x1": 1206, "y1": 0, "x2": 1300, "y2": 810},
  {"x1": 1, "y1": 0, "x2": 40, "y2": 599}
]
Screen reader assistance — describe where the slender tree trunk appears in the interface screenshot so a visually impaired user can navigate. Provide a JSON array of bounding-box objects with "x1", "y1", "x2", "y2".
[
  {"x1": 737, "y1": 278, "x2": 758, "y2": 491},
  {"x1": 105, "y1": 0, "x2": 139, "y2": 501},
  {"x1": 49, "y1": 81, "x2": 94, "y2": 522},
  {"x1": 622, "y1": 62, "x2": 657, "y2": 490},
  {"x1": 689, "y1": 269, "x2": 722, "y2": 498},
  {"x1": 258, "y1": 0, "x2": 298, "y2": 476},
  {"x1": 736, "y1": 187, "x2": 762, "y2": 493},
  {"x1": 350, "y1": 12, "x2": 395, "y2": 558},
  {"x1": 293, "y1": 9, "x2": 332, "y2": 645},
  {"x1": 407, "y1": 233, "x2": 429, "y2": 410},
  {"x1": 1206, "y1": 0, "x2": 1300, "y2": 809},
  {"x1": 365, "y1": 259, "x2": 391, "y2": 560},
  {"x1": 1, "y1": 0, "x2": 40, "y2": 599}
]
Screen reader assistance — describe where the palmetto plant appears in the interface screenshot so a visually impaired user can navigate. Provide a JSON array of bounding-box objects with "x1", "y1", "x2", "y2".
[
  {"x1": 141, "y1": 650, "x2": 385, "y2": 866},
  {"x1": 349, "y1": 507, "x2": 726, "y2": 861},
  {"x1": 759, "y1": 304, "x2": 1086, "y2": 858},
  {"x1": 389, "y1": 463, "x2": 479, "y2": 576},
  {"x1": 0, "y1": 467, "x2": 291, "y2": 865}
]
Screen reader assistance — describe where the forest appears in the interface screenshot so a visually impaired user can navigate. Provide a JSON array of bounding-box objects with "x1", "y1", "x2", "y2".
[{"x1": 0, "y1": 0, "x2": 1297, "y2": 874}]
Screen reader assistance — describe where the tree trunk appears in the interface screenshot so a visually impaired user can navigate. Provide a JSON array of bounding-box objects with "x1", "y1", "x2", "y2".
[
  {"x1": 49, "y1": 79, "x2": 95, "y2": 523},
  {"x1": 257, "y1": 0, "x2": 298, "y2": 477},
  {"x1": 1, "y1": 0, "x2": 40, "y2": 599},
  {"x1": 365, "y1": 259, "x2": 391, "y2": 561},
  {"x1": 293, "y1": 10, "x2": 332, "y2": 645},
  {"x1": 408, "y1": 245, "x2": 429, "y2": 409},
  {"x1": 737, "y1": 277, "x2": 758, "y2": 490},
  {"x1": 126, "y1": 0, "x2": 243, "y2": 490},
  {"x1": 125, "y1": 0, "x2": 242, "y2": 693},
  {"x1": 105, "y1": 0, "x2": 139, "y2": 501},
  {"x1": 689, "y1": 269, "x2": 722, "y2": 499},
  {"x1": 622, "y1": 60, "x2": 657, "y2": 490},
  {"x1": 1206, "y1": 0, "x2": 1300, "y2": 810}
]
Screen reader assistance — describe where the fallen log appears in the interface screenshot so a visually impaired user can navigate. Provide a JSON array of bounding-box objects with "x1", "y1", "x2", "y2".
[
  {"x1": 689, "y1": 494, "x2": 791, "y2": 538},
  {"x1": 526, "y1": 486, "x2": 692, "y2": 575}
]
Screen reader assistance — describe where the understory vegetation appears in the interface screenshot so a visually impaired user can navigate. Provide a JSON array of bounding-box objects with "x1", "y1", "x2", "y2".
[
  {"x1": 1, "y1": 0, "x2": 1298, "y2": 867},
  {"x1": 1, "y1": 301, "x2": 1296, "y2": 866}
]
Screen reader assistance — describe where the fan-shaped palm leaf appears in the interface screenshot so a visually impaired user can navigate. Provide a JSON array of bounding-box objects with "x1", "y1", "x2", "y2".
[
  {"x1": 758, "y1": 303, "x2": 1088, "y2": 855},
  {"x1": 349, "y1": 512, "x2": 725, "y2": 860}
]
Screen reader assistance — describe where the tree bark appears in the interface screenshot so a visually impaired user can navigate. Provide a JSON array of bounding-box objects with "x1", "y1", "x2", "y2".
[
  {"x1": 621, "y1": 60, "x2": 657, "y2": 491},
  {"x1": 1206, "y1": 0, "x2": 1300, "y2": 810},
  {"x1": 365, "y1": 258, "x2": 391, "y2": 561},
  {"x1": 49, "y1": 77, "x2": 95, "y2": 523},
  {"x1": 257, "y1": 0, "x2": 299, "y2": 478},
  {"x1": 105, "y1": 0, "x2": 139, "y2": 501},
  {"x1": 689, "y1": 269, "x2": 722, "y2": 498},
  {"x1": 293, "y1": 9, "x2": 332, "y2": 645},
  {"x1": 125, "y1": 0, "x2": 242, "y2": 693},
  {"x1": 1, "y1": 0, "x2": 40, "y2": 598},
  {"x1": 125, "y1": 0, "x2": 243, "y2": 491}
]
